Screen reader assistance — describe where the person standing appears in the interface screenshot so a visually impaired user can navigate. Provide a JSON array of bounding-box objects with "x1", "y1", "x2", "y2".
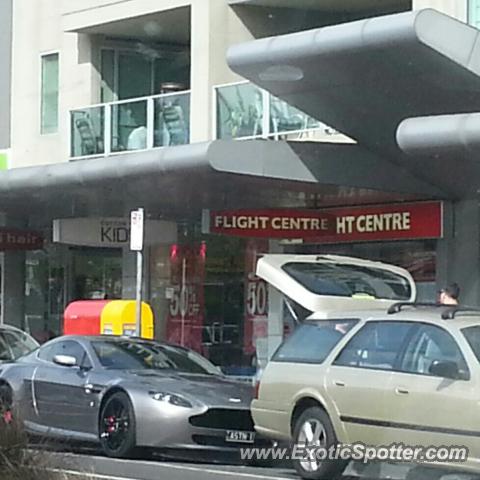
[{"x1": 438, "y1": 283, "x2": 460, "y2": 305}]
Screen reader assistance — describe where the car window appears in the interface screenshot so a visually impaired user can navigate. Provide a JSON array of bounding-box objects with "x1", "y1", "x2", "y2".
[
  {"x1": 462, "y1": 326, "x2": 480, "y2": 362},
  {"x1": 272, "y1": 319, "x2": 358, "y2": 364},
  {"x1": 0, "y1": 335, "x2": 12, "y2": 361},
  {"x1": 0, "y1": 330, "x2": 38, "y2": 360},
  {"x1": 92, "y1": 339, "x2": 219, "y2": 374},
  {"x1": 333, "y1": 321, "x2": 415, "y2": 370},
  {"x1": 282, "y1": 262, "x2": 412, "y2": 300},
  {"x1": 39, "y1": 340, "x2": 91, "y2": 368},
  {"x1": 400, "y1": 325, "x2": 468, "y2": 377}
]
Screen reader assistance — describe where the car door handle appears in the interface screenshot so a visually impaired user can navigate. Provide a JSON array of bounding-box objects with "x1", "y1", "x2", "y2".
[
  {"x1": 395, "y1": 387, "x2": 409, "y2": 395},
  {"x1": 334, "y1": 380, "x2": 346, "y2": 387}
]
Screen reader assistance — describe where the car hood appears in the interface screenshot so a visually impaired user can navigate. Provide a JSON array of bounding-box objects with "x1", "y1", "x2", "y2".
[{"x1": 124, "y1": 370, "x2": 253, "y2": 407}]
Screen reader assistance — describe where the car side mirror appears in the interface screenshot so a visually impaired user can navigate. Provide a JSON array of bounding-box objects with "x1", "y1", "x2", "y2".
[
  {"x1": 53, "y1": 354, "x2": 77, "y2": 368},
  {"x1": 429, "y1": 360, "x2": 461, "y2": 380}
]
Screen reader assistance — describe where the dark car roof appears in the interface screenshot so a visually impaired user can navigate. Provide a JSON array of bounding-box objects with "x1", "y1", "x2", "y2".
[
  {"x1": 50, "y1": 334, "x2": 186, "y2": 349},
  {"x1": 0, "y1": 324, "x2": 24, "y2": 333}
]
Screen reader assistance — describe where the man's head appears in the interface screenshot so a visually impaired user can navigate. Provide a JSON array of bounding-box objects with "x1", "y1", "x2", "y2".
[{"x1": 439, "y1": 283, "x2": 460, "y2": 305}]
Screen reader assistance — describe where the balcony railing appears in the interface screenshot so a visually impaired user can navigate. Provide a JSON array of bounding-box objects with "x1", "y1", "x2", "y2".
[
  {"x1": 70, "y1": 91, "x2": 190, "y2": 159},
  {"x1": 214, "y1": 81, "x2": 351, "y2": 142}
]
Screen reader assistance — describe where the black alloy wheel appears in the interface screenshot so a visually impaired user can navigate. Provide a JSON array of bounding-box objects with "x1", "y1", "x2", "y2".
[{"x1": 99, "y1": 391, "x2": 137, "y2": 458}]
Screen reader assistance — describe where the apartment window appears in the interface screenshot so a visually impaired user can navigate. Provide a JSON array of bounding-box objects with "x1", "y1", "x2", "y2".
[
  {"x1": 41, "y1": 53, "x2": 59, "y2": 134},
  {"x1": 469, "y1": 0, "x2": 480, "y2": 28},
  {"x1": 100, "y1": 48, "x2": 190, "y2": 101}
]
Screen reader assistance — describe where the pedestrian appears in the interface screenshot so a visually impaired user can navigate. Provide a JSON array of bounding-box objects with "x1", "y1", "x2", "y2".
[{"x1": 438, "y1": 283, "x2": 460, "y2": 305}]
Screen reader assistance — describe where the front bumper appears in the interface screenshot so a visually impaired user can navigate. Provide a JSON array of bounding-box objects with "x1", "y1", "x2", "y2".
[{"x1": 135, "y1": 402, "x2": 272, "y2": 451}]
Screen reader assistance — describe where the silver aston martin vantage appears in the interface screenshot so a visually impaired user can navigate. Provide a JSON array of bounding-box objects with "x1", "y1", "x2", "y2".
[{"x1": 0, "y1": 335, "x2": 269, "y2": 458}]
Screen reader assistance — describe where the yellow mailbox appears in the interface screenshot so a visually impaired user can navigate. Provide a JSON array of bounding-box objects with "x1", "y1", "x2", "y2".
[{"x1": 100, "y1": 300, "x2": 154, "y2": 339}]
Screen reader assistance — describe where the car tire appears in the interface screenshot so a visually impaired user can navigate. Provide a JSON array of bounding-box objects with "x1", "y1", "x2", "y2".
[
  {"x1": 292, "y1": 406, "x2": 347, "y2": 480},
  {"x1": 99, "y1": 391, "x2": 137, "y2": 458}
]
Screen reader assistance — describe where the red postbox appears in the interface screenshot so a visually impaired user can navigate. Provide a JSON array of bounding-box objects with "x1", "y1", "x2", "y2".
[{"x1": 64, "y1": 300, "x2": 110, "y2": 336}]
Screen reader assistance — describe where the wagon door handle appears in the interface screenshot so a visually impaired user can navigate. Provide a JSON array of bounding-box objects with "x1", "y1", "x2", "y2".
[
  {"x1": 395, "y1": 387, "x2": 409, "y2": 395},
  {"x1": 334, "y1": 380, "x2": 346, "y2": 387}
]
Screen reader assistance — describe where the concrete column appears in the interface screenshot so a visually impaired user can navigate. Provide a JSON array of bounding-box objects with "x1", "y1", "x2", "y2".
[
  {"x1": 436, "y1": 199, "x2": 480, "y2": 306},
  {"x1": 1, "y1": 251, "x2": 26, "y2": 328},
  {"x1": 189, "y1": 0, "x2": 254, "y2": 142},
  {"x1": 266, "y1": 239, "x2": 284, "y2": 362},
  {"x1": 148, "y1": 245, "x2": 171, "y2": 342},
  {"x1": 121, "y1": 247, "x2": 149, "y2": 301},
  {"x1": 412, "y1": 0, "x2": 467, "y2": 22},
  {"x1": 0, "y1": 214, "x2": 27, "y2": 327}
]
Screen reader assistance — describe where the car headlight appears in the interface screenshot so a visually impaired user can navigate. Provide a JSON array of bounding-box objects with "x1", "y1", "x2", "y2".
[{"x1": 149, "y1": 391, "x2": 192, "y2": 408}]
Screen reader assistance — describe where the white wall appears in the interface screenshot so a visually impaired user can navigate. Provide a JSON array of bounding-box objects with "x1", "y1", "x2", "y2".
[
  {"x1": 413, "y1": 0, "x2": 468, "y2": 22},
  {"x1": 190, "y1": 0, "x2": 254, "y2": 142},
  {"x1": 10, "y1": 0, "x2": 97, "y2": 168}
]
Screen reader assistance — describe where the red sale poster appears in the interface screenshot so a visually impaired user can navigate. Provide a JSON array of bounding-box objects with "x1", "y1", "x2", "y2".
[
  {"x1": 166, "y1": 243, "x2": 206, "y2": 353},
  {"x1": 243, "y1": 239, "x2": 269, "y2": 356}
]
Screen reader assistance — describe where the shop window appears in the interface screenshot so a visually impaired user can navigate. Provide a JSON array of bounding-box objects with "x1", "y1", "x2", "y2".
[
  {"x1": 25, "y1": 248, "x2": 66, "y2": 342},
  {"x1": 71, "y1": 248, "x2": 122, "y2": 301}
]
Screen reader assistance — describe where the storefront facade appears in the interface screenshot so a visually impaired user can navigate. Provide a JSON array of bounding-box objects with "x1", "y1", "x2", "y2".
[
  {"x1": 152, "y1": 201, "x2": 442, "y2": 372},
  {"x1": 2, "y1": 3, "x2": 480, "y2": 379}
]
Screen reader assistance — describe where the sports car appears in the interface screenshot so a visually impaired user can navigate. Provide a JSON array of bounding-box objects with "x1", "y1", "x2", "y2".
[
  {"x1": 0, "y1": 324, "x2": 38, "y2": 363},
  {"x1": 0, "y1": 335, "x2": 269, "y2": 458}
]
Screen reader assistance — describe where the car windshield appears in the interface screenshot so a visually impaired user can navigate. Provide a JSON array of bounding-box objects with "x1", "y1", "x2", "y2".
[
  {"x1": 272, "y1": 319, "x2": 358, "y2": 364},
  {"x1": 0, "y1": 329, "x2": 38, "y2": 361},
  {"x1": 282, "y1": 262, "x2": 412, "y2": 300},
  {"x1": 462, "y1": 326, "x2": 480, "y2": 362},
  {"x1": 92, "y1": 339, "x2": 220, "y2": 374}
]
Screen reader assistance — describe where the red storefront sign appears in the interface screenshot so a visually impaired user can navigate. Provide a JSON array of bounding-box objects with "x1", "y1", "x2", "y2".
[
  {"x1": 206, "y1": 202, "x2": 442, "y2": 243},
  {"x1": 0, "y1": 228, "x2": 43, "y2": 251}
]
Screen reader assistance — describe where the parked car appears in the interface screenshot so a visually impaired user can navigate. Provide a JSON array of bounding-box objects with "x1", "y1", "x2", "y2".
[
  {"x1": 0, "y1": 324, "x2": 38, "y2": 363},
  {"x1": 0, "y1": 335, "x2": 269, "y2": 458},
  {"x1": 252, "y1": 303, "x2": 480, "y2": 479}
]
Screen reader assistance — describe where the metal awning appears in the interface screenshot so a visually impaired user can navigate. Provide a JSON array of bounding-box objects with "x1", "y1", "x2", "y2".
[
  {"x1": 227, "y1": 9, "x2": 480, "y2": 197},
  {"x1": 0, "y1": 140, "x2": 435, "y2": 223}
]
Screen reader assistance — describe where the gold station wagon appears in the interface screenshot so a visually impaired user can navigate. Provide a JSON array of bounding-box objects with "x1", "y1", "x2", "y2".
[{"x1": 252, "y1": 255, "x2": 480, "y2": 479}]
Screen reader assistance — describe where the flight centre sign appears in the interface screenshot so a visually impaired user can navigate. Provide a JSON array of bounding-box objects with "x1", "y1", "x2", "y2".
[{"x1": 202, "y1": 202, "x2": 443, "y2": 243}]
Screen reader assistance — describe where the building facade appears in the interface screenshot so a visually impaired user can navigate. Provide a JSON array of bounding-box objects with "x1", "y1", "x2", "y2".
[{"x1": 0, "y1": 0, "x2": 479, "y2": 374}]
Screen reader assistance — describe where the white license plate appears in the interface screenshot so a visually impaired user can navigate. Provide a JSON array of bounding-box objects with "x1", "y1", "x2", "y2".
[{"x1": 225, "y1": 430, "x2": 255, "y2": 444}]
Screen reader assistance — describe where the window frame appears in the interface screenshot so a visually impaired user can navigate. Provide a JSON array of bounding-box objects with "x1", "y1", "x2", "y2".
[
  {"x1": 332, "y1": 320, "x2": 418, "y2": 372},
  {"x1": 332, "y1": 320, "x2": 471, "y2": 380},
  {"x1": 398, "y1": 323, "x2": 471, "y2": 380},
  {"x1": 40, "y1": 51, "x2": 60, "y2": 135}
]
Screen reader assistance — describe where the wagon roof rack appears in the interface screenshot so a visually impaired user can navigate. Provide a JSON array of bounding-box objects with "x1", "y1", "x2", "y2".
[
  {"x1": 387, "y1": 302, "x2": 480, "y2": 320},
  {"x1": 387, "y1": 302, "x2": 441, "y2": 314},
  {"x1": 440, "y1": 307, "x2": 480, "y2": 320}
]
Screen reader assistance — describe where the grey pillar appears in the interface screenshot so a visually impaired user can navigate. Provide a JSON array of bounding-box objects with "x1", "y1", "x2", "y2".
[
  {"x1": 121, "y1": 247, "x2": 149, "y2": 301},
  {"x1": 266, "y1": 240, "x2": 284, "y2": 362},
  {"x1": 0, "y1": 213, "x2": 27, "y2": 327},
  {"x1": 436, "y1": 199, "x2": 480, "y2": 306},
  {"x1": 1, "y1": 251, "x2": 26, "y2": 327}
]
